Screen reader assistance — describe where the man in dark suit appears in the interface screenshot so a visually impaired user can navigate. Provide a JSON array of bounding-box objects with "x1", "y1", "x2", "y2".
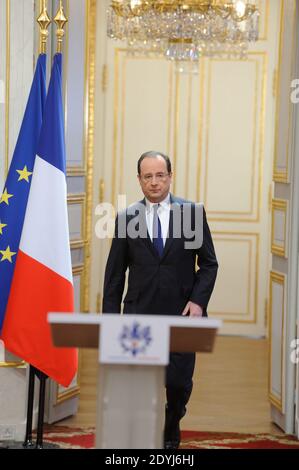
[{"x1": 103, "y1": 151, "x2": 218, "y2": 449}]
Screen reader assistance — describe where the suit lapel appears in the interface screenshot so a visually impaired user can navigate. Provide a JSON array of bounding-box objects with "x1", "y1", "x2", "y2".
[
  {"x1": 160, "y1": 194, "x2": 181, "y2": 261},
  {"x1": 160, "y1": 209, "x2": 174, "y2": 260}
]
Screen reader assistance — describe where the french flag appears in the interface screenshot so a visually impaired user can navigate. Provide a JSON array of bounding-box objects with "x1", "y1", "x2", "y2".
[{"x1": 2, "y1": 54, "x2": 78, "y2": 387}]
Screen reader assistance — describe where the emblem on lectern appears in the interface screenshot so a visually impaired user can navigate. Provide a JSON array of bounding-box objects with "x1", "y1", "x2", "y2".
[{"x1": 119, "y1": 321, "x2": 152, "y2": 357}]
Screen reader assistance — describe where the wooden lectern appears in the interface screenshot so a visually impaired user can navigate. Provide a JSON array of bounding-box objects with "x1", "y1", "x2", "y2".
[{"x1": 48, "y1": 313, "x2": 221, "y2": 449}]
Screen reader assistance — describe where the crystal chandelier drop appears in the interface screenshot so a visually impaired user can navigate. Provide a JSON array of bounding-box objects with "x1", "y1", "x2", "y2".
[{"x1": 107, "y1": 0, "x2": 259, "y2": 70}]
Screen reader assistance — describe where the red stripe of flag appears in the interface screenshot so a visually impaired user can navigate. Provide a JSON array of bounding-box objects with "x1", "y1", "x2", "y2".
[{"x1": 2, "y1": 250, "x2": 77, "y2": 387}]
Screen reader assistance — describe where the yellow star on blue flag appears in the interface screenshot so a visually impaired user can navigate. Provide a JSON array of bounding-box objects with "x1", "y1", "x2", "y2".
[
  {"x1": 16, "y1": 165, "x2": 33, "y2": 182},
  {"x1": 0, "y1": 188, "x2": 13, "y2": 205},
  {"x1": 0, "y1": 246, "x2": 16, "y2": 263},
  {"x1": 0, "y1": 221, "x2": 7, "y2": 235}
]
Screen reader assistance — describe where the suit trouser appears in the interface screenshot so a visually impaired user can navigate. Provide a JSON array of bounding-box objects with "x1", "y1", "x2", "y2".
[{"x1": 165, "y1": 352, "x2": 196, "y2": 417}]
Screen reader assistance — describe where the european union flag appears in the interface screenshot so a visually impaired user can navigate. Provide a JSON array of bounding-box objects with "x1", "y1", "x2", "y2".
[{"x1": 0, "y1": 54, "x2": 46, "y2": 331}]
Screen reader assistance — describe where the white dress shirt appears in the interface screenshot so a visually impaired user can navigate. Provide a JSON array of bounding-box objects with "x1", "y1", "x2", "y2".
[{"x1": 145, "y1": 194, "x2": 171, "y2": 246}]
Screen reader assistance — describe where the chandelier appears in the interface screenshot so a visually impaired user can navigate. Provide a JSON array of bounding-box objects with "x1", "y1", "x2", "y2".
[{"x1": 107, "y1": 1, "x2": 259, "y2": 70}]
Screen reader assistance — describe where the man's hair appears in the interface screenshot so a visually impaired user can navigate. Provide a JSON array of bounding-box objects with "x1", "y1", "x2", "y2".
[{"x1": 137, "y1": 151, "x2": 172, "y2": 175}]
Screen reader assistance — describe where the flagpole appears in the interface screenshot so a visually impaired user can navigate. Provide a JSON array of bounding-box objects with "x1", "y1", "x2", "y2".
[
  {"x1": 22, "y1": 1, "x2": 50, "y2": 450},
  {"x1": 23, "y1": 366, "x2": 36, "y2": 448},
  {"x1": 37, "y1": 0, "x2": 51, "y2": 55},
  {"x1": 34, "y1": 3, "x2": 69, "y2": 450},
  {"x1": 54, "y1": 0, "x2": 68, "y2": 53},
  {"x1": 35, "y1": 368, "x2": 49, "y2": 449}
]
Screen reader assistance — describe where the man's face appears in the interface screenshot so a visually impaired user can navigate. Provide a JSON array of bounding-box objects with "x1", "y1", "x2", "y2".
[{"x1": 138, "y1": 156, "x2": 172, "y2": 203}]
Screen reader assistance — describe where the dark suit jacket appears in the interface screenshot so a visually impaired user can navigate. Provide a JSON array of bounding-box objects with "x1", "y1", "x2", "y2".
[{"x1": 102, "y1": 194, "x2": 218, "y2": 317}]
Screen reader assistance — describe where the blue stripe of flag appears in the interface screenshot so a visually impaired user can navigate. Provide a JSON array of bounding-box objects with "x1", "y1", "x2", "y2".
[
  {"x1": 37, "y1": 54, "x2": 66, "y2": 175},
  {"x1": 0, "y1": 54, "x2": 46, "y2": 331}
]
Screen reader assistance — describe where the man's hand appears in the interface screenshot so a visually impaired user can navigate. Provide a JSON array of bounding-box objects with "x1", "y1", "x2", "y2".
[{"x1": 182, "y1": 301, "x2": 203, "y2": 317}]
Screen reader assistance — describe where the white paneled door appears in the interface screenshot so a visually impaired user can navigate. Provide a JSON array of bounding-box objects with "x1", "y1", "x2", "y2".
[{"x1": 92, "y1": 0, "x2": 282, "y2": 337}]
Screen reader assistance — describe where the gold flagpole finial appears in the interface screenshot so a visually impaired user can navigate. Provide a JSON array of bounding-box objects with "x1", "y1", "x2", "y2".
[
  {"x1": 37, "y1": 0, "x2": 51, "y2": 54},
  {"x1": 54, "y1": 0, "x2": 68, "y2": 53}
]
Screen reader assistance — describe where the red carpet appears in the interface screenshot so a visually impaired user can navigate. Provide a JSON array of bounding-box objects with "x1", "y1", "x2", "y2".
[
  {"x1": 42, "y1": 425, "x2": 299, "y2": 449},
  {"x1": 180, "y1": 430, "x2": 299, "y2": 449}
]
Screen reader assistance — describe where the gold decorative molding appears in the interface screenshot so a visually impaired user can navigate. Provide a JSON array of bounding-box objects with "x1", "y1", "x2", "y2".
[
  {"x1": 173, "y1": 70, "x2": 180, "y2": 195},
  {"x1": 70, "y1": 239, "x2": 85, "y2": 250},
  {"x1": 167, "y1": 63, "x2": 174, "y2": 157},
  {"x1": 204, "y1": 53, "x2": 267, "y2": 223},
  {"x1": 83, "y1": 0, "x2": 96, "y2": 313},
  {"x1": 272, "y1": 68, "x2": 277, "y2": 99},
  {"x1": 273, "y1": 0, "x2": 296, "y2": 184},
  {"x1": 96, "y1": 292, "x2": 102, "y2": 313},
  {"x1": 63, "y1": 0, "x2": 70, "y2": 107},
  {"x1": 66, "y1": 167, "x2": 86, "y2": 176},
  {"x1": 68, "y1": 193, "x2": 86, "y2": 243},
  {"x1": 72, "y1": 264, "x2": 85, "y2": 317},
  {"x1": 209, "y1": 231, "x2": 259, "y2": 324},
  {"x1": 271, "y1": 198, "x2": 288, "y2": 258},
  {"x1": 184, "y1": 73, "x2": 193, "y2": 198},
  {"x1": 99, "y1": 178, "x2": 105, "y2": 203},
  {"x1": 112, "y1": 49, "x2": 120, "y2": 206},
  {"x1": 269, "y1": 270, "x2": 285, "y2": 412},
  {"x1": 112, "y1": 49, "x2": 174, "y2": 205},
  {"x1": 5, "y1": 0, "x2": 10, "y2": 176},
  {"x1": 273, "y1": 0, "x2": 285, "y2": 183},
  {"x1": 66, "y1": 11, "x2": 88, "y2": 183},
  {"x1": 102, "y1": 64, "x2": 108, "y2": 92},
  {"x1": 196, "y1": 57, "x2": 205, "y2": 203},
  {"x1": 257, "y1": 0, "x2": 269, "y2": 42},
  {"x1": 268, "y1": 183, "x2": 272, "y2": 212},
  {"x1": 55, "y1": 383, "x2": 80, "y2": 405},
  {"x1": 72, "y1": 264, "x2": 84, "y2": 276},
  {"x1": 0, "y1": 360, "x2": 26, "y2": 369},
  {"x1": 67, "y1": 194, "x2": 86, "y2": 203},
  {"x1": 119, "y1": 55, "x2": 126, "y2": 195},
  {"x1": 264, "y1": 298, "x2": 268, "y2": 328}
]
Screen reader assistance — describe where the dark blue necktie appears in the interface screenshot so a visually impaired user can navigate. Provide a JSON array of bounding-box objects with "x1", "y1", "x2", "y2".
[{"x1": 153, "y1": 204, "x2": 164, "y2": 257}]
